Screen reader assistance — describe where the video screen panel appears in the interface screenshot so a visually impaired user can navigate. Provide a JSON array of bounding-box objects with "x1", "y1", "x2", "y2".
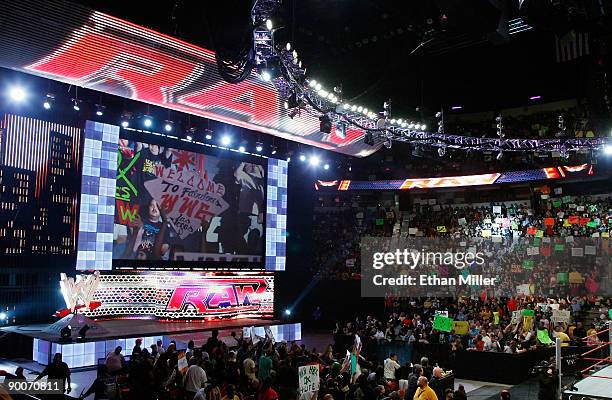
[
  {"x1": 114, "y1": 140, "x2": 265, "y2": 263},
  {"x1": 76, "y1": 121, "x2": 288, "y2": 271}
]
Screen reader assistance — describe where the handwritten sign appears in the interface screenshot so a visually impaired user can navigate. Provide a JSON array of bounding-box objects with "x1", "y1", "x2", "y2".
[{"x1": 299, "y1": 364, "x2": 320, "y2": 396}]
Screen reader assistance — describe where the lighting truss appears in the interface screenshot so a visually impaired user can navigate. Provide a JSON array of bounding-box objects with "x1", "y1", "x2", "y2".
[{"x1": 250, "y1": 0, "x2": 609, "y2": 154}]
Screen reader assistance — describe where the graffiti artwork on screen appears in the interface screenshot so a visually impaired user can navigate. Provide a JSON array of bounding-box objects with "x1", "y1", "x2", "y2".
[{"x1": 113, "y1": 140, "x2": 265, "y2": 262}]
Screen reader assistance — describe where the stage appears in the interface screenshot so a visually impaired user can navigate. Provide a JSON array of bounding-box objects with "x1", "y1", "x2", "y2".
[
  {"x1": 1, "y1": 318, "x2": 301, "y2": 369},
  {"x1": 563, "y1": 364, "x2": 612, "y2": 400}
]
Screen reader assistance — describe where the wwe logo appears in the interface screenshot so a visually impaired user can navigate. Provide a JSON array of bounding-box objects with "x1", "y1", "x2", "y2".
[{"x1": 59, "y1": 271, "x2": 101, "y2": 313}]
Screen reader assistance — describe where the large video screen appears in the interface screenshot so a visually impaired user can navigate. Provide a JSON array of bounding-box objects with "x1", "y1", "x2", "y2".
[
  {"x1": 114, "y1": 140, "x2": 266, "y2": 263},
  {"x1": 77, "y1": 121, "x2": 287, "y2": 271}
]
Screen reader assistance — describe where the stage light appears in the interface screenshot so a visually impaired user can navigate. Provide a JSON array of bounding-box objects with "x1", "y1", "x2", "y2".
[
  {"x1": 414, "y1": 123, "x2": 421, "y2": 130},
  {"x1": 286, "y1": 42, "x2": 291, "y2": 51},
  {"x1": 164, "y1": 121, "x2": 173, "y2": 132},
  {"x1": 239, "y1": 145, "x2": 246, "y2": 153},
  {"x1": 205, "y1": 132, "x2": 213, "y2": 140},
  {"x1": 309, "y1": 155, "x2": 320, "y2": 166},
  {"x1": 221, "y1": 135, "x2": 232, "y2": 146},
  {"x1": 0, "y1": 312, "x2": 6, "y2": 320},
  {"x1": 72, "y1": 99, "x2": 81, "y2": 111},
  {"x1": 261, "y1": 70, "x2": 272, "y2": 81},
  {"x1": 315, "y1": 83, "x2": 322, "y2": 91},
  {"x1": 143, "y1": 116, "x2": 152, "y2": 128},
  {"x1": 284, "y1": 309, "x2": 291, "y2": 316},
  {"x1": 8, "y1": 86, "x2": 26, "y2": 103},
  {"x1": 266, "y1": 19, "x2": 273, "y2": 30},
  {"x1": 78, "y1": 324, "x2": 90, "y2": 339},
  {"x1": 95, "y1": 104, "x2": 105, "y2": 116},
  {"x1": 497, "y1": 150, "x2": 504, "y2": 160},
  {"x1": 438, "y1": 147, "x2": 446, "y2": 157},
  {"x1": 603, "y1": 145, "x2": 612, "y2": 155},
  {"x1": 185, "y1": 127, "x2": 195, "y2": 141},
  {"x1": 256, "y1": 143, "x2": 263, "y2": 152},
  {"x1": 319, "y1": 115, "x2": 332, "y2": 134},
  {"x1": 271, "y1": 146, "x2": 277, "y2": 155},
  {"x1": 435, "y1": 111, "x2": 442, "y2": 118},
  {"x1": 421, "y1": 124, "x2": 427, "y2": 130},
  {"x1": 292, "y1": 50, "x2": 298, "y2": 59},
  {"x1": 343, "y1": 103, "x2": 351, "y2": 110},
  {"x1": 408, "y1": 123, "x2": 414, "y2": 128},
  {"x1": 351, "y1": 105, "x2": 357, "y2": 112},
  {"x1": 357, "y1": 106, "x2": 363, "y2": 112},
  {"x1": 451, "y1": 105, "x2": 463, "y2": 110},
  {"x1": 362, "y1": 108, "x2": 368, "y2": 115},
  {"x1": 397, "y1": 119, "x2": 403, "y2": 124},
  {"x1": 42, "y1": 93, "x2": 54, "y2": 110},
  {"x1": 318, "y1": 89, "x2": 328, "y2": 98},
  {"x1": 529, "y1": 95, "x2": 541, "y2": 100},
  {"x1": 299, "y1": 154, "x2": 306, "y2": 162},
  {"x1": 121, "y1": 120, "x2": 129, "y2": 128},
  {"x1": 401, "y1": 122, "x2": 407, "y2": 128},
  {"x1": 309, "y1": 80, "x2": 317, "y2": 87},
  {"x1": 324, "y1": 163, "x2": 329, "y2": 170},
  {"x1": 286, "y1": 157, "x2": 291, "y2": 162},
  {"x1": 390, "y1": 119, "x2": 396, "y2": 124}
]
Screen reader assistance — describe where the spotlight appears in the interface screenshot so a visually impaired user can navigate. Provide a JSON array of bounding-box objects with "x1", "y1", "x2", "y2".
[
  {"x1": 221, "y1": 135, "x2": 232, "y2": 147},
  {"x1": 271, "y1": 146, "x2": 277, "y2": 155},
  {"x1": 357, "y1": 106, "x2": 363, "y2": 112},
  {"x1": 143, "y1": 116, "x2": 153, "y2": 128},
  {"x1": 335, "y1": 121, "x2": 347, "y2": 139},
  {"x1": 497, "y1": 150, "x2": 503, "y2": 160},
  {"x1": 421, "y1": 124, "x2": 427, "y2": 131},
  {"x1": 120, "y1": 112, "x2": 132, "y2": 128},
  {"x1": 390, "y1": 119, "x2": 396, "y2": 124},
  {"x1": 319, "y1": 115, "x2": 332, "y2": 134},
  {"x1": 8, "y1": 86, "x2": 27, "y2": 102},
  {"x1": 185, "y1": 127, "x2": 195, "y2": 141},
  {"x1": 72, "y1": 99, "x2": 81, "y2": 111},
  {"x1": 0, "y1": 312, "x2": 6, "y2": 320},
  {"x1": 343, "y1": 103, "x2": 351, "y2": 110},
  {"x1": 309, "y1": 155, "x2": 320, "y2": 166},
  {"x1": 309, "y1": 80, "x2": 317, "y2": 87},
  {"x1": 261, "y1": 70, "x2": 272, "y2": 81},
  {"x1": 351, "y1": 105, "x2": 357, "y2": 112},
  {"x1": 239, "y1": 145, "x2": 246, "y2": 153},
  {"x1": 43, "y1": 94, "x2": 54, "y2": 110},
  {"x1": 318, "y1": 89, "x2": 329, "y2": 98},
  {"x1": 414, "y1": 123, "x2": 421, "y2": 130},
  {"x1": 284, "y1": 309, "x2": 291, "y2": 316},
  {"x1": 438, "y1": 147, "x2": 446, "y2": 157},
  {"x1": 78, "y1": 324, "x2": 90, "y2": 339},
  {"x1": 205, "y1": 131, "x2": 213, "y2": 140},
  {"x1": 299, "y1": 154, "x2": 306, "y2": 162},
  {"x1": 95, "y1": 104, "x2": 105, "y2": 116},
  {"x1": 266, "y1": 19, "x2": 273, "y2": 30},
  {"x1": 604, "y1": 145, "x2": 612, "y2": 155},
  {"x1": 323, "y1": 163, "x2": 329, "y2": 170},
  {"x1": 315, "y1": 83, "x2": 322, "y2": 91},
  {"x1": 286, "y1": 157, "x2": 291, "y2": 162},
  {"x1": 529, "y1": 95, "x2": 542, "y2": 101},
  {"x1": 164, "y1": 121, "x2": 173, "y2": 132},
  {"x1": 256, "y1": 143, "x2": 263, "y2": 152},
  {"x1": 435, "y1": 111, "x2": 442, "y2": 118},
  {"x1": 286, "y1": 42, "x2": 291, "y2": 51}
]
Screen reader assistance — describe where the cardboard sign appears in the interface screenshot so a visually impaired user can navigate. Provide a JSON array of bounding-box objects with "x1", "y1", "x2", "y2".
[
  {"x1": 433, "y1": 315, "x2": 453, "y2": 332},
  {"x1": 584, "y1": 245, "x2": 596, "y2": 255},
  {"x1": 481, "y1": 229, "x2": 491, "y2": 238},
  {"x1": 537, "y1": 329, "x2": 553, "y2": 345},
  {"x1": 437, "y1": 226, "x2": 447, "y2": 233},
  {"x1": 556, "y1": 272, "x2": 569, "y2": 283},
  {"x1": 552, "y1": 310, "x2": 570, "y2": 324},
  {"x1": 511, "y1": 310, "x2": 522, "y2": 324},
  {"x1": 458, "y1": 217, "x2": 467, "y2": 226},
  {"x1": 523, "y1": 309, "x2": 535, "y2": 317},
  {"x1": 571, "y1": 247, "x2": 584, "y2": 257},
  {"x1": 408, "y1": 227, "x2": 418, "y2": 235},
  {"x1": 452, "y1": 321, "x2": 470, "y2": 335},
  {"x1": 544, "y1": 218, "x2": 555, "y2": 226},
  {"x1": 177, "y1": 351, "x2": 188, "y2": 374},
  {"x1": 298, "y1": 364, "x2": 320, "y2": 396},
  {"x1": 493, "y1": 206, "x2": 502, "y2": 214}
]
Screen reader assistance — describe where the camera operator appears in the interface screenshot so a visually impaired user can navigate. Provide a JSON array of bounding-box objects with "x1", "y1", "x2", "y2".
[{"x1": 537, "y1": 362, "x2": 558, "y2": 400}]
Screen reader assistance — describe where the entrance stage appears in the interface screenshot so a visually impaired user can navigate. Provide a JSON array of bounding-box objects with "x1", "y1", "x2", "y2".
[{"x1": 1, "y1": 318, "x2": 301, "y2": 369}]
